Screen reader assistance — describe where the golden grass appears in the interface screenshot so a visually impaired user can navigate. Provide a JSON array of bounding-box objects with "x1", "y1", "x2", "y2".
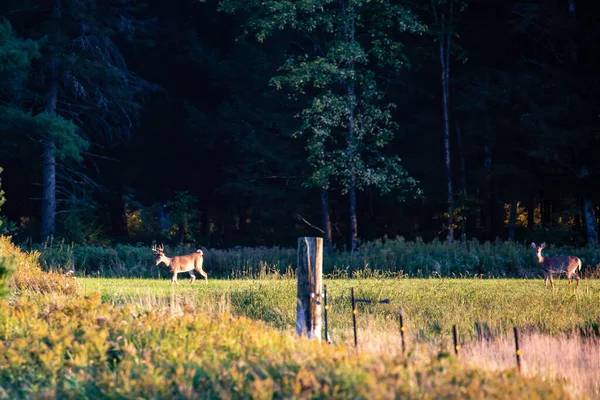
[
  {"x1": 0, "y1": 293, "x2": 573, "y2": 399},
  {"x1": 461, "y1": 333, "x2": 600, "y2": 400},
  {"x1": 317, "y1": 323, "x2": 600, "y2": 399},
  {"x1": 0, "y1": 236, "x2": 77, "y2": 297}
]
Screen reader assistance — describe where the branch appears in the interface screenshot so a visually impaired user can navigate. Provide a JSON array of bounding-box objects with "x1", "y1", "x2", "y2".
[{"x1": 296, "y1": 213, "x2": 325, "y2": 234}]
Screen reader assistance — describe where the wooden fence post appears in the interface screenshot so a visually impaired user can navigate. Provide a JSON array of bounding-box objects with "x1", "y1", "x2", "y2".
[
  {"x1": 351, "y1": 287, "x2": 358, "y2": 348},
  {"x1": 399, "y1": 307, "x2": 406, "y2": 356},
  {"x1": 452, "y1": 325, "x2": 460, "y2": 356},
  {"x1": 324, "y1": 284, "x2": 330, "y2": 344},
  {"x1": 513, "y1": 326, "x2": 522, "y2": 372},
  {"x1": 296, "y1": 237, "x2": 323, "y2": 342}
]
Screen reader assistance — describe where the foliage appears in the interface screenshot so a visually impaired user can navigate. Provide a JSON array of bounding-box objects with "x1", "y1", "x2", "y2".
[
  {"x1": 56, "y1": 191, "x2": 105, "y2": 245},
  {"x1": 0, "y1": 292, "x2": 571, "y2": 398},
  {"x1": 164, "y1": 191, "x2": 201, "y2": 242},
  {"x1": 34, "y1": 239, "x2": 297, "y2": 279},
  {"x1": 222, "y1": 0, "x2": 425, "y2": 196},
  {"x1": 0, "y1": 236, "x2": 77, "y2": 297},
  {"x1": 0, "y1": 251, "x2": 14, "y2": 299},
  {"x1": 32, "y1": 237, "x2": 600, "y2": 279},
  {"x1": 0, "y1": 18, "x2": 40, "y2": 91}
]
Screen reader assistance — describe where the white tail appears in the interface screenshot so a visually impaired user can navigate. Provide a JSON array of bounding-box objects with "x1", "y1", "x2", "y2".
[
  {"x1": 152, "y1": 244, "x2": 207, "y2": 285},
  {"x1": 531, "y1": 242, "x2": 581, "y2": 288}
]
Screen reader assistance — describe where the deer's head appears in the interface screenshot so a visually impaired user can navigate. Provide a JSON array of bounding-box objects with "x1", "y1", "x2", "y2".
[
  {"x1": 531, "y1": 242, "x2": 546, "y2": 258},
  {"x1": 152, "y1": 244, "x2": 168, "y2": 265}
]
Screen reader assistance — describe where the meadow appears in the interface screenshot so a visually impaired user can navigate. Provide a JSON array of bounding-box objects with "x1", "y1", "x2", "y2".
[
  {"x1": 77, "y1": 276, "x2": 600, "y2": 399},
  {"x1": 2, "y1": 236, "x2": 600, "y2": 398}
]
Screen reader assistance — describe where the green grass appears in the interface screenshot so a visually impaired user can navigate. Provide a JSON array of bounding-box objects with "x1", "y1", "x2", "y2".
[{"x1": 79, "y1": 277, "x2": 600, "y2": 342}]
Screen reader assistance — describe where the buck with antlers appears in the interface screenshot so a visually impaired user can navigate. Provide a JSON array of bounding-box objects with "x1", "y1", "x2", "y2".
[
  {"x1": 531, "y1": 242, "x2": 581, "y2": 288},
  {"x1": 152, "y1": 244, "x2": 208, "y2": 284}
]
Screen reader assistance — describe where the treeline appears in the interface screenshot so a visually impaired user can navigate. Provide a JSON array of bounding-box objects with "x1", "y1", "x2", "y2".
[{"x1": 1, "y1": 0, "x2": 599, "y2": 250}]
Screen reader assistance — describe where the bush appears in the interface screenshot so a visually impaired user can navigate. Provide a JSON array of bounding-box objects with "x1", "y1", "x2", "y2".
[
  {"x1": 0, "y1": 251, "x2": 15, "y2": 298},
  {"x1": 31, "y1": 237, "x2": 600, "y2": 279},
  {"x1": 0, "y1": 236, "x2": 77, "y2": 297}
]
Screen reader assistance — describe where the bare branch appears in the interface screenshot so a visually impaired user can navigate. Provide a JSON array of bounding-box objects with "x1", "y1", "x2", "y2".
[{"x1": 296, "y1": 213, "x2": 325, "y2": 234}]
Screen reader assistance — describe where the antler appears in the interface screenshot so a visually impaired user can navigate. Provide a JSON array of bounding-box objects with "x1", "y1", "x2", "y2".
[{"x1": 152, "y1": 243, "x2": 165, "y2": 254}]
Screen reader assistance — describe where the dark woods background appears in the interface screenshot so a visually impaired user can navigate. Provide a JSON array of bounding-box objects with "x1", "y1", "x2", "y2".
[{"x1": 1, "y1": 0, "x2": 599, "y2": 251}]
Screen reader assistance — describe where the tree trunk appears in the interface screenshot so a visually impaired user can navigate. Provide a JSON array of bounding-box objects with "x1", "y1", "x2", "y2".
[
  {"x1": 527, "y1": 192, "x2": 535, "y2": 230},
  {"x1": 542, "y1": 194, "x2": 552, "y2": 228},
  {"x1": 320, "y1": 188, "x2": 333, "y2": 255},
  {"x1": 108, "y1": 186, "x2": 128, "y2": 237},
  {"x1": 578, "y1": 167, "x2": 597, "y2": 246},
  {"x1": 41, "y1": 140, "x2": 56, "y2": 242},
  {"x1": 508, "y1": 189, "x2": 517, "y2": 240},
  {"x1": 349, "y1": 176, "x2": 358, "y2": 252},
  {"x1": 41, "y1": 0, "x2": 62, "y2": 242},
  {"x1": 583, "y1": 198, "x2": 597, "y2": 246},
  {"x1": 342, "y1": 0, "x2": 358, "y2": 252},
  {"x1": 482, "y1": 112, "x2": 493, "y2": 240},
  {"x1": 456, "y1": 119, "x2": 467, "y2": 239},
  {"x1": 439, "y1": 12, "x2": 454, "y2": 243},
  {"x1": 41, "y1": 60, "x2": 59, "y2": 242}
]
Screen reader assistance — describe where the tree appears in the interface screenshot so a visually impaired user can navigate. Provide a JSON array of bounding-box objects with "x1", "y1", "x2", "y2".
[
  {"x1": 220, "y1": 0, "x2": 424, "y2": 251},
  {"x1": 430, "y1": 0, "x2": 455, "y2": 242},
  {"x1": 1, "y1": 1, "x2": 154, "y2": 241}
]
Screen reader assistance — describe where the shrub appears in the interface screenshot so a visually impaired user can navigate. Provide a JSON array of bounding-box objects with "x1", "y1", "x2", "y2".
[
  {"x1": 0, "y1": 236, "x2": 77, "y2": 296},
  {"x1": 31, "y1": 236, "x2": 600, "y2": 279}
]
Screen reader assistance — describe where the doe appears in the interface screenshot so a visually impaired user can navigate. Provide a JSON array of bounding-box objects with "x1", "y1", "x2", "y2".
[
  {"x1": 531, "y1": 242, "x2": 581, "y2": 288},
  {"x1": 152, "y1": 244, "x2": 208, "y2": 285}
]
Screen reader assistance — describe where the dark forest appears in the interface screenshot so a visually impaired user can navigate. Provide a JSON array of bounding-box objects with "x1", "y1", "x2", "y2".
[{"x1": 1, "y1": 0, "x2": 598, "y2": 250}]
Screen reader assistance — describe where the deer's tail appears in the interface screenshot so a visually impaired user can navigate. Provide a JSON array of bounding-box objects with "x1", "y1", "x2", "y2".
[{"x1": 195, "y1": 249, "x2": 203, "y2": 256}]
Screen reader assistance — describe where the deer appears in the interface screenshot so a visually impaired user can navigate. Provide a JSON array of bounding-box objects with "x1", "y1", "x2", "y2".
[
  {"x1": 531, "y1": 242, "x2": 581, "y2": 288},
  {"x1": 152, "y1": 244, "x2": 208, "y2": 285}
]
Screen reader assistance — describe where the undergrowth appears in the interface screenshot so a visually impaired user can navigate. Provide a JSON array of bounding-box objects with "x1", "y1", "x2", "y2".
[
  {"x1": 0, "y1": 236, "x2": 77, "y2": 297},
  {"x1": 30, "y1": 237, "x2": 600, "y2": 279},
  {"x1": 0, "y1": 293, "x2": 570, "y2": 399}
]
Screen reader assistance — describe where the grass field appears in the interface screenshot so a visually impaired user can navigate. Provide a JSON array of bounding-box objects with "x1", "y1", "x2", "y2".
[
  {"x1": 76, "y1": 276, "x2": 600, "y2": 399},
  {"x1": 80, "y1": 276, "x2": 600, "y2": 339}
]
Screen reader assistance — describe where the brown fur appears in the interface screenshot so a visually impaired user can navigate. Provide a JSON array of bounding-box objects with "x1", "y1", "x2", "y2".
[
  {"x1": 152, "y1": 244, "x2": 207, "y2": 284},
  {"x1": 531, "y1": 242, "x2": 581, "y2": 288}
]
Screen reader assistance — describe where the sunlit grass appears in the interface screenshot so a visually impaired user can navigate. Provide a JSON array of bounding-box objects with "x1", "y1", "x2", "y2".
[
  {"x1": 80, "y1": 277, "x2": 600, "y2": 340},
  {"x1": 75, "y1": 276, "x2": 600, "y2": 398},
  {"x1": 0, "y1": 293, "x2": 573, "y2": 399}
]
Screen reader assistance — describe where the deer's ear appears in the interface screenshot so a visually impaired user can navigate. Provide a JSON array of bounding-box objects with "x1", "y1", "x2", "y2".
[
  {"x1": 531, "y1": 242, "x2": 537, "y2": 248},
  {"x1": 540, "y1": 242, "x2": 546, "y2": 248}
]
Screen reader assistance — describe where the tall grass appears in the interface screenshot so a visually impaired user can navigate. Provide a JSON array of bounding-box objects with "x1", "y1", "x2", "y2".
[
  {"x1": 79, "y1": 278, "x2": 600, "y2": 340},
  {"x1": 0, "y1": 236, "x2": 77, "y2": 297},
  {"x1": 0, "y1": 292, "x2": 571, "y2": 399},
  {"x1": 30, "y1": 237, "x2": 600, "y2": 279}
]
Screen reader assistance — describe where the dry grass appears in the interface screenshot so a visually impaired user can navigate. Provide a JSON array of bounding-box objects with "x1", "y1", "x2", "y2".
[
  {"x1": 97, "y1": 290, "x2": 599, "y2": 399},
  {"x1": 461, "y1": 333, "x2": 600, "y2": 400},
  {"x1": 326, "y1": 325, "x2": 600, "y2": 399},
  {"x1": 0, "y1": 236, "x2": 77, "y2": 297}
]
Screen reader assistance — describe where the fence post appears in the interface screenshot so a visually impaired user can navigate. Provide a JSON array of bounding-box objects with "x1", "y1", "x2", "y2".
[
  {"x1": 296, "y1": 237, "x2": 323, "y2": 342},
  {"x1": 399, "y1": 307, "x2": 406, "y2": 356},
  {"x1": 452, "y1": 325, "x2": 460, "y2": 356},
  {"x1": 513, "y1": 326, "x2": 522, "y2": 372},
  {"x1": 351, "y1": 287, "x2": 358, "y2": 348},
  {"x1": 324, "y1": 284, "x2": 329, "y2": 343}
]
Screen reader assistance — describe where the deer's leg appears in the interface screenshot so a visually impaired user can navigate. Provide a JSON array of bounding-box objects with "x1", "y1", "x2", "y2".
[
  {"x1": 544, "y1": 273, "x2": 549, "y2": 288},
  {"x1": 549, "y1": 275, "x2": 554, "y2": 288},
  {"x1": 197, "y1": 268, "x2": 208, "y2": 283},
  {"x1": 189, "y1": 271, "x2": 196, "y2": 284},
  {"x1": 172, "y1": 273, "x2": 179, "y2": 285},
  {"x1": 573, "y1": 272, "x2": 580, "y2": 288}
]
